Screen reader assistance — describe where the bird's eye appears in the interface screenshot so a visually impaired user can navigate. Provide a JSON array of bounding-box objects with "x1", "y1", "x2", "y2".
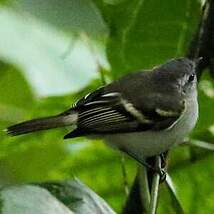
[{"x1": 188, "y1": 73, "x2": 195, "y2": 83}]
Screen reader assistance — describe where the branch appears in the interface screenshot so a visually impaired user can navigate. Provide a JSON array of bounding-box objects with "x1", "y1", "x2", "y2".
[
  {"x1": 148, "y1": 157, "x2": 161, "y2": 214},
  {"x1": 189, "y1": 139, "x2": 214, "y2": 151},
  {"x1": 138, "y1": 166, "x2": 150, "y2": 212},
  {"x1": 187, "y1": 0, "x2": 214, "y2": 78},
  {"x1": 122, "y1": 174, "x2": 146, "y2": 214},
  {"x1": 80, "y1": 32, "x2": 108, "y2": 85},
  {"x1": 121, "y1": 155, "x2": 130, "y2": 196}
]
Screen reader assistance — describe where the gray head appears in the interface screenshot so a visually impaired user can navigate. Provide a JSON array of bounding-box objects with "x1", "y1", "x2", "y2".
[{"x1": 153, "y1": 57, "x2": 199, "y2": 98}]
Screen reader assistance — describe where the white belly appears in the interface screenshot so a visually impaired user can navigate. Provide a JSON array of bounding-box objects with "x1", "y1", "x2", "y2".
[{"x1": 104, "y1": 98, "x2": 198, "y2": 158}]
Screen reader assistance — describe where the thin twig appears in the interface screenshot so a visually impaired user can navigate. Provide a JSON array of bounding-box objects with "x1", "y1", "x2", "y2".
[
  {"x1": 148, "y1": 156, "x2": 161, "y2": 214},
  {"x1": 138, "y1": 165, "x2": 150, "y2": 212},
  {"x1": 165, "y1": 174, "x2": 185, "y2": 214},
  {"x1": 61, "y1": 39, "x2": 75, "y2": 59},
  {"x1": 121, "y1": 155, "x2": 130, "y2": 196},
  {"x1": 192, "y1": 1, "x2": 210, "y2": 59},
  {"x1": 80, "y1": 32, "x2": 107, "y2": 84},
  {"x1": 187, "y1": 0, "x2": 214, "y2": 77},
  {"x1": 189, "y1": 139, "x2": 214, "y2": 151}
]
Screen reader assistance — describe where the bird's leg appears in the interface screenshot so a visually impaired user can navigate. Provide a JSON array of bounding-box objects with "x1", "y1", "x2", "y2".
[
  {"x1": 156, "y1": 151, "x2": 169, "y2": 182},
  {"x1": 120, "y1": 148, "x2": 167, "y2": 180},
  {"x1": 120, "y1": 148, "x2": 154, "y2": 169},
  {"x1": 160, "y1": 151, "x2": 169, "y2": 168},
  {"x1": 156, "y1": 167, "x2": 166, "y2": 183}
]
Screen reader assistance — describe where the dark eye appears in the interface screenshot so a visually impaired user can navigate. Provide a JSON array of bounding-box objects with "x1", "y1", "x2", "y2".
[{"x1": 188, "y1": 73, "x2": 195, "y2": 82}]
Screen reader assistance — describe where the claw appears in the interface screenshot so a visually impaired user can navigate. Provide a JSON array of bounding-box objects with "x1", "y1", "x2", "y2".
[{"x1": 158, "y1": 168, "x2": 167, "y2": 183}]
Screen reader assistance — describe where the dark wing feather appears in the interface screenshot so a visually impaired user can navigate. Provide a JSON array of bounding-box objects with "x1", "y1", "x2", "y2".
[{"x1": 64, "y1": 88, "x2": 185, "y2": 138}]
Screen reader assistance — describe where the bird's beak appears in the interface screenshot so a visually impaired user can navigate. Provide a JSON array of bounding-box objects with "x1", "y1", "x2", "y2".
[{"x1": 194, "y1": 57, "x2": 203, "y2": 65}]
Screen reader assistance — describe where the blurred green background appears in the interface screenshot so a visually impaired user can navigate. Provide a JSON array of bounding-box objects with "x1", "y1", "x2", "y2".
[{"x1": 0, "y1": 0, "x2": 213, "y2": 213}]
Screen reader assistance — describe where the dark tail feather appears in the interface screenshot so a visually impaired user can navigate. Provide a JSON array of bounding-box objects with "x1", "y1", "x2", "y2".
[{"x1": 6, "y1": 113, "x2": 77, "y2": 136}]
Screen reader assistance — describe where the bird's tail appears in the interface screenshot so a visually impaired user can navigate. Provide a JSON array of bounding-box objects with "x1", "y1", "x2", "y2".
[{"x1": 6, "y1": 112, "x2": 78, "y2": 136}]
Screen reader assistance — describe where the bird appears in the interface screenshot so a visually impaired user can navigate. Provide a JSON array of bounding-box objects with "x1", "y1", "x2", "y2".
[{"x1": 6, "y1": 57, "x2": 199, "y2": 171}]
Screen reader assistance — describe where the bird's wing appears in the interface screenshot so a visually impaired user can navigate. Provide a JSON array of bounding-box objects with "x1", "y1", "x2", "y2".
[{"x1": 64, "y1": 87, "x2": 186, "y2": 138}]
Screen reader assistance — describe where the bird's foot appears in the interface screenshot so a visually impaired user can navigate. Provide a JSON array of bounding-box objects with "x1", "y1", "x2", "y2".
[{"x1": 156, "y1": 167, "x2": 167, "y2": 183}]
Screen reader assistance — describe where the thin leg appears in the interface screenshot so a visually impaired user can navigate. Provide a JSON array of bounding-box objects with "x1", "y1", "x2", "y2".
[
  {"x1": 120, "y1": 148, "x2": 155, "y2": 170},
  {"x1": 120, "y1": 148, "x2": 166, "y2": 180},
  {"x1": 158, "y1": 168, "x2": 166, "y2": 183},
  {"x1": 159, "y1": 151, "x2": 169, "y2": 182},
  {"x1": 160, "y1": 151, "x2": 169, "y2": 168}
]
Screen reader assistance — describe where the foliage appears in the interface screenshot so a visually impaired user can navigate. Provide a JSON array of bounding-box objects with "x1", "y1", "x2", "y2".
[{"x1": 0, "y1": 0, "x2": 213, "y2": 213}]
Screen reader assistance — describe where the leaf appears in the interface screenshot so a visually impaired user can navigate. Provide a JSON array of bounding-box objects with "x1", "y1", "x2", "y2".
[
  {"x1": 0, "y1": 185, "x2": 74, "y2": 214},
  {"x1": 0, "y1": 180, "x2": 116, "y2": 214},
  {"x1": 39, "y1": 179, "x2": 116, "y2": 214},
  {"x1": 0, "y1": 6, "x2": 107, "y2": 96},
  {"x1": 12, "y1": 0, "x2": 107, "y2": 37}
]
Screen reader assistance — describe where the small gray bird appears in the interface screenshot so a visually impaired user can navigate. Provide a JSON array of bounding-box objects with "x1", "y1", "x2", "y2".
[{"x1": 6, "y1": 58, "x2": 199, "y2": 167}]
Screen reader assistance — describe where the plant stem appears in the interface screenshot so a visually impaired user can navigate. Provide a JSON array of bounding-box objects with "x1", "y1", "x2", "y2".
[
  {"x1": 121, "y1": 155, "x2": 129, "y2": 196},
  {"x1": 189, "y1": 139, "x2": 214, "y2": 151},
  {"x1": 148, "y1": 156, "x2": 161, "y2": 214},
  {"x1": 138, "y1": 165, "x2": 150, "y2": 213}
]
